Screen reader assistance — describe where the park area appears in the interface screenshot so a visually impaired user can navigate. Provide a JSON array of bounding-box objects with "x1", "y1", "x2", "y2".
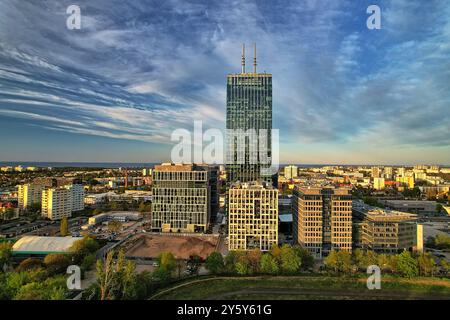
[{"x1": 151, "y1": 275, "x2": 450, "y2": 300}]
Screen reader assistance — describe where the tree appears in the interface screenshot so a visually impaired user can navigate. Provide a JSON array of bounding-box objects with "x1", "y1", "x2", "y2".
[
  {"x1": 96, "y1": 251, "x2": 116, "y2": 300},
  {"x1": 247, "y1": 250, "x2": 262, "y2": 274},
  {"x1": 280, "y1": 244, "x2": 301, "y2": 274},
  {"x1": 44, "y1": 254, "x2": 71, "y2": 275},
  {"x1": 157, "y1": 252, "x2": 176, "y2": 272},
  {"x1": 92, "y1": 208, "x2": 103, "y2": 216},
  {"x1": 0, "y1": 242, "x2": 12, "y2": 270},
  {"x1": 396, "y1": 251, "x2": 419, "y2": 278},
  {"x1": 81, "y1": 253, "x2": 97, "y2": 272},
  {"x1": 224, "y1": 251, "x2": 237, "y2": 273},
  {"x1": 14, "y1": 276, "x2": 67, "y2": 300},
  {"x1": 294, "y1": 247, "x2": 314, "y2": 271},
  {"x1": 352, "y1": 249, "x2": 365, "y2": 271},
  {"x1": 270, "y1": 244, "x2": 282, "y2": 263},
  {"x1": 16, "y1": 258, "x2": 43, "y2": 272},
  {"x1": 108, "y1": 220, "x2": 122, "y2": 233},
  {"x1": 324, "y1": 250, "x2": 339, "y2": 273},
  {"x1": 70, "y1": 236, "x2": 99, "y2": 263},
  {"x1": 187, "y1": 255, "x2": 202, "y2": 276},
  {"x1": 377, "y1": 254, "x2": 391, "y2": 272},
  {"x1": 336, "y1": 251, "x2": 352, "y2": 273},
  {"x1": 435, "y1": 234, "x2": 450, "y2": 250},
  {"x1": 205, "y1": 252, "x2": 224, "y2": 274},
  {"x1": 440, "y1": 259, "x2": 450, "y2": 276},
  {"x1": 60, "y1": 216, "x2": 69, "y2": 236},
  {"x1": 234, "y1": 251, "x2": 250, "y2": 275},
  {"x1": 260, "y1": 253, "x2": 279, "y2": 275},
  {"x1": 417, "y1": 253, "x2": 436, "y2": 276}
]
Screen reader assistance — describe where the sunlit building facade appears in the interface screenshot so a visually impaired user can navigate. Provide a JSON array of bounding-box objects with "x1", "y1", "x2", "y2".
[
  {"x1": 228, "y1": 182, "x2": 278, "y2": 251},
  {"x1": 292, "y1": 186, "x2": 352, "y2": 259}
]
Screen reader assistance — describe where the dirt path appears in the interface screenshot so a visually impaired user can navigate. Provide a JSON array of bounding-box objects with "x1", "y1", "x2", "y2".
[
  {"x1": 150, "y1": 276, "x2": 450, "y2": 300},
  {"x1": 208, "y1": 288, "x2": 450, "y2": 300}
]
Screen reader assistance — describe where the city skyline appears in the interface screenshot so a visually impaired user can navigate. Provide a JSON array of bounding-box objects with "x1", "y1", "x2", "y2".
[{"x1": 0, "y1": 1, "x2": 449, "y2": 165}]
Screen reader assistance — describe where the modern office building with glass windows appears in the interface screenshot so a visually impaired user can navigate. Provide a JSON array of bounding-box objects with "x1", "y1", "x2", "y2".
[{"x1": 225, "y1": 44, "x2": 273, "y2": 186}]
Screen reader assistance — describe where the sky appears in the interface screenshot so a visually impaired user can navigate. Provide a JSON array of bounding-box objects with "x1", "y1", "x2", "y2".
[{"x1": 0, "y1": 0, "x2": 449, "y2": 165}]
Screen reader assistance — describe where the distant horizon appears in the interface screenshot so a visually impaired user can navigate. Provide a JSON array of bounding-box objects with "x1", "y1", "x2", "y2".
[{"x1": 1, "y1": 161, "x2": 449, "y2": 168}]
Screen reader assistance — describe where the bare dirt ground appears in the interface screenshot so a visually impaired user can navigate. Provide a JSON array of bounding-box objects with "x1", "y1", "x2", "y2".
[{"x1": 125, "y1": 234, "x2": 219, "y2": 260}]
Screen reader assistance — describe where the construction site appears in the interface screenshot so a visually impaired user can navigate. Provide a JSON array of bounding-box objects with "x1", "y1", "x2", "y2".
[{"x1": 123, "y1": 233, "x2": 222, "y2": 260}]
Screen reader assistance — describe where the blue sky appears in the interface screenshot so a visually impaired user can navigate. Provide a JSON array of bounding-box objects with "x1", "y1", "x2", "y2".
[{"x1": 0, "y1": 0, "x2": 449, "y2": 165}]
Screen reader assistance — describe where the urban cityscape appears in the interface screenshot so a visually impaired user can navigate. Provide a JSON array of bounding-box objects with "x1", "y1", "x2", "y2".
[{"x1": 0, "y1": 0, "x2": 449, "y2": 311}]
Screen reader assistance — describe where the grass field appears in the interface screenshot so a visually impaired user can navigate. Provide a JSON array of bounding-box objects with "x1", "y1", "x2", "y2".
[{"x1": 151, "y1": 275, "x2": 450, "y2": 300}]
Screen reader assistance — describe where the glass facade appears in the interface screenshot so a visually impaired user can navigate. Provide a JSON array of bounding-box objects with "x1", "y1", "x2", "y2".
[{"x1": 225, "y1": 73, "x2": 273, "y2": 185}]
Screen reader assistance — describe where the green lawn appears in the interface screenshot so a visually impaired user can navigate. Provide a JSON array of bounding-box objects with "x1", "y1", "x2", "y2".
[{"x1": 152, "y1": 275, "x2": 450, "y2": 300}]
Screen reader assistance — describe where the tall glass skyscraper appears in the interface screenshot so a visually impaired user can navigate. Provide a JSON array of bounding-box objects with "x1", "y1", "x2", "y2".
[{"x1": 226, "y1": 44, "x2": 273, "y2": 185}]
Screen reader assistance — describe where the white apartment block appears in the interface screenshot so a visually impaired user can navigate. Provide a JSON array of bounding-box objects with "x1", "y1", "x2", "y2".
[
  {"x1": 41, "y1": 184, "x2": 84, "y2": 220},
  {"x1": 18, "y1": 184, "x2": 43, "y2": 210}
]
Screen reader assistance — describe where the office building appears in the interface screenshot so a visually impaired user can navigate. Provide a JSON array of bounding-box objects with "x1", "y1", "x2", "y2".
[
  {"x1": 292, "y1": 186, "x2": 352, "y2": 259},
  {"x1": 226, "y1": 44, "x2": 273, "y2": 186},
  {"x1": 353, "y1": 202, "x2": 423, "y2": 253},
  {"x1": 151, "y1": 163, "x2": 214, "y2": 233},
  {"x1": 382, "y1": 200, "x2": 438, "y2": 215},
  {"x1": 228, "y1": 182, "x2": 278, "y2": 251},
  {"x1": 284, "y1": 165, "x2": 298, "y2": 180}
]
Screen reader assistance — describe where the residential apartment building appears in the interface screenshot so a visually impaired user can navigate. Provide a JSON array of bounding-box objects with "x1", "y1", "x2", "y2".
[
  {"x1": 228, "y1": 182, "x2": 278, "y2": 251},
  {"x1": 292, "y1": 186, "x2": 352, "y2": 259},
  {"x1": 151, "y1": 163, "x2": 214, "y2": 233},
  {"x1": 371, "y1": 167, "x2": 381, "y2": 178},
  {"x1": 373, "y1": 177, "x2": 385, "y2": 190},
  {"x1": 41, "y1": 184, "x2": 84, "y2": 220},
  {"x1": 284, "y1": 165, "x2": 298, "y2": 180},
  {"x1": 42, "y1": 187, "x2": 72, "y2": 220},
  {"x1": 396, "y1": 176, "x2": 415, "y2": 188},
  {"x1": 18, "y1": 184, "x2": 44, "y2": 210}
]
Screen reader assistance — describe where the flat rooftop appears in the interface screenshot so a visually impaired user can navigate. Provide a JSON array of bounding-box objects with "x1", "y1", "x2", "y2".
[{"x1": 364, "y1": 209, "x2": 418, "y2": 222}]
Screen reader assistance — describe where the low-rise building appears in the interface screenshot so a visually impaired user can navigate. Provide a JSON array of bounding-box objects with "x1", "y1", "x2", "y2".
[
  {"x1": 382, "y1": 200, "x2": 438, "y2": 215},
  {"x1": 353, "y1": 201, "x2": 423, "y2": 253}
]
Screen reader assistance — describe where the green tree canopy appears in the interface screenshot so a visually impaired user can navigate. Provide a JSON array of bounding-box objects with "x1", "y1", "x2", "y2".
[
  {"x1": 157, "y1": 252, "x2": 176, "y2": 272},
  {"x1": 280, "y1": 244, "x2": 301, "y2": 274},
  {"x1": 205, "y1": 252, "x2": 224, "y2": 274},
  {"x1": 260, "y1": 253, "x2": 279, "y2": 275},
  {"x1": 60, "y1": 216, "x2": 69, "y2": 237},
  {"x1": 396, "y1": 251, "x2": 419, "y2": 278},
  {"x1": 44, "y1": 254, "x2": 71, "y2": 275}
]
